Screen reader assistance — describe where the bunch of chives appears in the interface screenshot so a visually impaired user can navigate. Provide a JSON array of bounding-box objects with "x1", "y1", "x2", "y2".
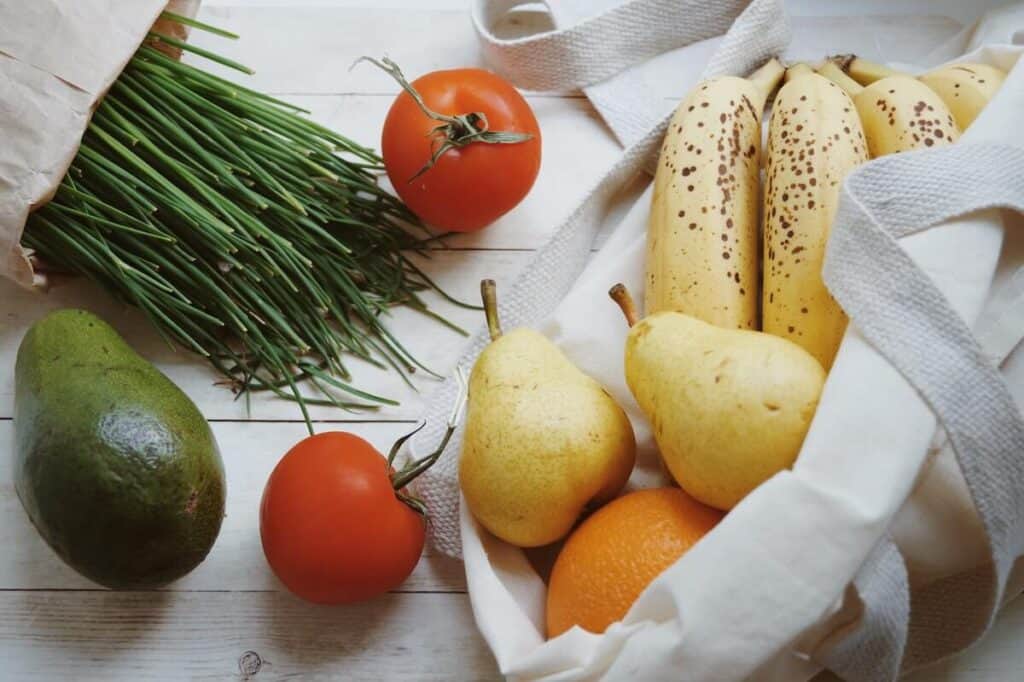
[{"x1": 21, "y1": 12, "x2": 466, "y2": 430}]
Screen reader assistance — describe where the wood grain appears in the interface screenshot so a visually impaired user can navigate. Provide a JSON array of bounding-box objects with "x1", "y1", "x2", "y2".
[
  {"x1": 185, "y1": 7, "x2": 959, "y2": 98},
  {"x1": 0, "y1": 591, "x2": 497, "y2": 680}
]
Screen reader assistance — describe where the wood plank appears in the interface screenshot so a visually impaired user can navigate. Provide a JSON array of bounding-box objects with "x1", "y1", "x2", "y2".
[
  {"x1": 1, "y1": 587, "x2": 1017, "y2": 682},
  {"x1": 0, "y1": 249, "x2": 530, "y2": 422},
  {"x1": 186, "y1": 7, "x2": 960, "y2": 98},
  {"x1": 0, "y1": 420, "x2": 466, "y2": 593},
  {"x1": 0, "y1": 590, "x2": 498, "y2": 680},
  {"x1": 188, "y1": 5, "x2": 556, "y2": 96}
]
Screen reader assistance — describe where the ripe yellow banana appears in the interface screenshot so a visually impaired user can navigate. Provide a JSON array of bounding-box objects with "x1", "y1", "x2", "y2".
[
  {"x1": 817, "y1": 61, "x2": 960, "y2": 157},
  {"x1": 830, "y1": 56, "x2": 1006, "y2": 131},
  {"x1": 762, "y1": 68, "x2": 868, "y2": 369},
  {"x1": 645, "y1": 58, "x2": 785, "y2": 329},
  {"x1": 919, "y1": 63, "x2": 1007, "y2": 130}
]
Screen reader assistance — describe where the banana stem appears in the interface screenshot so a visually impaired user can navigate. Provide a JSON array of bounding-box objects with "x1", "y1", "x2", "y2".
[
  {"x1": 747, "y1": 58, "x2": 786, "y2": 112},
  {"x1": 832, "y1": 55, "x2": 904, "y2": 85},
  {"x1": 817, "y1": 61, "x2": 864, "y2": 97},
  {"x1": 481, "y1": 279, "x2": 502, "y2": 340},
  {"x1": 609, "y1": 284, "x2": 639, "y2": 327},
  {"x1": 784, "y1": 63, "x2": 815, "y2": 82}
]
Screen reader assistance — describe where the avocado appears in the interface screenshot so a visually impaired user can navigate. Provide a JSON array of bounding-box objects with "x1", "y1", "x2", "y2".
[{"x1": 14, "y1": 309, "x2": 226, "y2": 589}]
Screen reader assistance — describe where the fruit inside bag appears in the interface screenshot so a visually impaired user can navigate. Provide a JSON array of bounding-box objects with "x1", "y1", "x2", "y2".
[{"x1": 418, "y1": 3, "x2": 1024, "y2": 680}]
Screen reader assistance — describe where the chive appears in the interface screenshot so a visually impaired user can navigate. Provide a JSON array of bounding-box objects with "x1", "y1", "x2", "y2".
[
  {"x1": 22, "y1": 13, "x2": 463, "y2": 432},
  {"x1": 159, "y1": 11, "x2": 242, "y2": 40},
  {"x1": 148, "y1": 32, "x2": 254, "y2": 75}
]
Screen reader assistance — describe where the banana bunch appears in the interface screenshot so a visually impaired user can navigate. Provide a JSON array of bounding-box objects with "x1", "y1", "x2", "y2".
[{"x1": 645, "y1": 53, "x2": 1007, "y2": 373}]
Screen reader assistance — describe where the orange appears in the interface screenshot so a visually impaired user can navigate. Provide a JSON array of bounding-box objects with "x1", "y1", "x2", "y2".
[{"x1": 546, "y1": 487, "x2": 723, "y2": 637}]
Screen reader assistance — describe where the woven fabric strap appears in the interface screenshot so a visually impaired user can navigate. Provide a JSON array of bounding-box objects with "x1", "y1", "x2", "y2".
[
  {"x1": 471, "y1": 0, "x2": 758, "y2": 147},
  {"x1": 814, "y1": 141, "x2": 1024, "y2": 681},
  {"x1": 471, "y1": 0, "x2": 750, "y2": 91},
  {"x1": 412, "y1": 1, "x2": 1024, "y2": 679}
]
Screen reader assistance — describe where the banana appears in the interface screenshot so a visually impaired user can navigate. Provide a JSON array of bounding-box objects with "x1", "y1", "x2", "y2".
[
  {"x1": 919, "y1": 63, "x2": 1007, "y2": 130},
  {"x1": 645, "y1": 58, "x2": 785, "y2": 329},
  {"x1": 817, "y1": 61, "x2": 960, "y2": 157},
  {"x1": 762, "y1": 69, "x2": 868, "y2": 368},
  {"x1": 830, "y1": 56, "x2": 1006, "y2": 131}
]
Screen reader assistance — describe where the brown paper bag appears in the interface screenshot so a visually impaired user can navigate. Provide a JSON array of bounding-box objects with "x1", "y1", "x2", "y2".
[{"x1": 0, "y1": 0, "x2": 199, "y2": 289}]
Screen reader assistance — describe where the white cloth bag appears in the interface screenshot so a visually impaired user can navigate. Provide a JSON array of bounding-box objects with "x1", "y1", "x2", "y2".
[{"x1": 408, "y1": 0, "x2": 1024, "y2": 679}]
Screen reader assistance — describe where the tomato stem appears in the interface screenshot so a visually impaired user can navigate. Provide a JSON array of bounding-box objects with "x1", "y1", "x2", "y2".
[
  {"x1": 356, "y1": 56, "x2": 534, "y2": 181},
  {"x1": 388, "y1": 366, "x2": 469, "y2": 510},
  {"x1": 386, "y1": 421, "x2": 427, "y2": 469}
]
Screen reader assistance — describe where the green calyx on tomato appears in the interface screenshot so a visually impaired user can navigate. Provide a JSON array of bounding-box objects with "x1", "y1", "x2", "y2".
[
  {"x1": 361, "y1": 56, "x2": 541, "y2": 232},
  {"x1": 360, "y1": 56, "x2": 534, "y2": 181},
  {"x1": 387, "y1": 366, "x2": 468, "y2": 515}
]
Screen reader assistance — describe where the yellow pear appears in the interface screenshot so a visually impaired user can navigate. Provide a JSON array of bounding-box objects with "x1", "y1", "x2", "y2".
[
  {"x1": 460, "y1": 280, "x2": 636, "y2": 547},
  {"x1": 610, "y1": 284, "x2": 825, "y2": 510}
]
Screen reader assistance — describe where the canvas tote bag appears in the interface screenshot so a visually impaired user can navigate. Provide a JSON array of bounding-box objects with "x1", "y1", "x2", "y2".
[{"x1": 403, "y1": 1, "x2": 1024, "y2": 679}]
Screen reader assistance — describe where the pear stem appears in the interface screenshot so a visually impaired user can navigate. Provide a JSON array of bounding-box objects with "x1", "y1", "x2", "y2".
[
  {"x1": 480, "y1": 279, "x2": 502, "y2": 340},
  {"x1": 608, "y1": 283, "x2": 639, "y2": 327}
]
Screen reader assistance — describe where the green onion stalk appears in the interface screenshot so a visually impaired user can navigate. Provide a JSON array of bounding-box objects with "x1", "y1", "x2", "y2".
[{"x1": 21, "y1": 12, "x2": 469, "y2": 431}]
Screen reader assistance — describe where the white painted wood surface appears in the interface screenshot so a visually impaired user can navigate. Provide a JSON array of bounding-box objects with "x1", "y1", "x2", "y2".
[{"x1": 2, "y1": 1, "x2": 1022, "y2": 679}]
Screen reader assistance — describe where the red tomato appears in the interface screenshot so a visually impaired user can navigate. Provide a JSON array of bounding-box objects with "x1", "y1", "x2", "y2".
[
  {"x1": 260, "y1": 432, "x2": 424, "y2": 604},
  {"x1": 381, "y1": 67, "x2": 541, "y2": 232}
]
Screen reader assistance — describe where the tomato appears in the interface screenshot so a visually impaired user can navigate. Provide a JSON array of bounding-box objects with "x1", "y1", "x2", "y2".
[
  {"x1": 260, "y1": 432, "x2": 424, "y2": 604},
  {"x1": 380, "y1": 65, "x2": 541, "y2": 232}
]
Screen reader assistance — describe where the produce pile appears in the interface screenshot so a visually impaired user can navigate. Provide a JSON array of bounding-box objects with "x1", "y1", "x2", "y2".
[
  {"x1": 458, "y1": 56, "x2": 1007, "y2": 638},
  {"x1": 13, "y1": 12, "x2": 542, "y2": 599},
  {"x1": 9, "y1": 9, "x2": 1009, "y2": 637}
]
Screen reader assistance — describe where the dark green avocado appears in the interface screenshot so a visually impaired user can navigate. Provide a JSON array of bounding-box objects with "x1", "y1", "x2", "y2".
[{"x1": 14, "y1": 309, "x2": 226, "y2": 589}]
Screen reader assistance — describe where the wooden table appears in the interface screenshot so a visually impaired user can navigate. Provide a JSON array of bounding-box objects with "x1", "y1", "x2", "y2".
[{"x1": 2, "y1": 1, "x2": 1021, "y2": 679}]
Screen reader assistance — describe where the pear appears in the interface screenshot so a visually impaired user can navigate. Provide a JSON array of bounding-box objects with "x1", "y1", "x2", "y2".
[
  {"x1": 460, "y1": 280, "x2": 636, "y2": 547},
  {"x1": 609, "y1": 284, "x2": 825, "y2": 510}
]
